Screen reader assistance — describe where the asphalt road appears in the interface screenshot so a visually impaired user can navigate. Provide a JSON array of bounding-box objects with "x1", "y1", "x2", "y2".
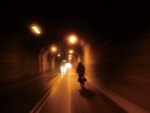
[
  {"x1": 0, "y1": 69, "x2": 127, "y2": 113},
  {"x1": 30, "y1": 69, "x2": 126, "y2": 113}
]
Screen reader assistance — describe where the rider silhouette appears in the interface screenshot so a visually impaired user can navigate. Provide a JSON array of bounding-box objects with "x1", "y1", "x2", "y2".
[{"x1": 76, "y1": 62, "x2": 86, "y2": 86}]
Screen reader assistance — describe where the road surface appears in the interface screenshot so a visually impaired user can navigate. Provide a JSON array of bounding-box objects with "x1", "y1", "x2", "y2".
[{"x1": 30, "y1": 69, "x2": 126, "y2": 113}]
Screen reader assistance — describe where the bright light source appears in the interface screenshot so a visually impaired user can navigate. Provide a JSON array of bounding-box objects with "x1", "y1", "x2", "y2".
[
  {"x1": 51, "y1": 46, "x2": 57, "y2": 52},
  {"x1": 68, "y1": 35, "x2": 78, "y2": 44},
  {"x1": 32, "y1": 26, "x2": 40, "y2": 34},
  {"x1": 69, "y1": 49, "x2": 74, "y2": 54},
  {"x1": 60, "y1": 62, "x2": 72, "y2": 78},
  {"x1": 68, "y1": 54, "x2": 72, "y2": 60},
  {"x1": 57, "y1": 54, "x2": 61, "y2": 57},
  {"x1": 65, "y1": 62, "x2": 72, "y2": 68},
  {"x1": 60, "y1": 66, "x2": 67, "y2": 78},
  {"x1": 31, "y1": 24, "x2": 42, "y2": 35},
  {"x1": 63, "y1": 60, "x2": 66, "y2": 62}
]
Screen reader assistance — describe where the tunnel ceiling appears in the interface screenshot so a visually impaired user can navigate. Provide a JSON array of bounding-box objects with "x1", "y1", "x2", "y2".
[{"x1": 0, "y1": 2, "x2": 149, "y2": 55}]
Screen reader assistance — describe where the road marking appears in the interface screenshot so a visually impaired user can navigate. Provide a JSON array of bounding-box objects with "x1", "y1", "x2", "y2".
[{"x1": 30, "y1": 75, "x2": 61, "y2": 113}]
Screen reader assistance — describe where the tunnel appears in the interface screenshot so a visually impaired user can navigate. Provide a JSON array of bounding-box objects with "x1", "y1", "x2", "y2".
[
  {"x1": 0, "y1": 4, "x2": 150, "y2": 113},
  {"x1": 38, "y1": 36, "x2": 97, "y2": 84}
]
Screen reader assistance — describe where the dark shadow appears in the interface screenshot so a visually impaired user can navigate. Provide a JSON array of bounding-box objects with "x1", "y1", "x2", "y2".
[{"x1": 79, "y1": 87, "x2": 96, "y2": 100}]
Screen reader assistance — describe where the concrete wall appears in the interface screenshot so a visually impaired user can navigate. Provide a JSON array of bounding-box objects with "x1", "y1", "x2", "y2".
[
  {"x1": 0, "y1": 36, "x2": 39, "y2": 87},
  {"x1": 93, "y1": 31, "x2": 150, "y2": 111}
]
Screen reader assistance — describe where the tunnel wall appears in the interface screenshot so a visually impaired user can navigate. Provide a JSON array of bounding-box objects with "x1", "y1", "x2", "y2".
[
  {"x1": 39, "y1": 48, "x2": 50, "y2": 74},
  {"x1": 39, "y1": 47, "x2": 60, "y2": 74},
  {"x1": 0, "y1": 36, "x2": 39, "y2": 87},
  {"x1": 93, "y1": 31, "x2": 150, "y2": 111},
  {"x1": 83, "y1": 43, "x2": 98, "y2": 84}
]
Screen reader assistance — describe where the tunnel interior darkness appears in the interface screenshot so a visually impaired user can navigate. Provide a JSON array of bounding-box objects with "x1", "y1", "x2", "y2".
[
  {"x1": 38, "y1": 38, "x2": 97, "y2": 83},
  {"x1": 0, "y1": 25, "x2": 150, "y2": 112},
  {"x1": 1, "y1": 4, "x2": 150, "y2": 113},
  {"x1": 0, "y1": 9, "x2": 150, "y2": 113}
]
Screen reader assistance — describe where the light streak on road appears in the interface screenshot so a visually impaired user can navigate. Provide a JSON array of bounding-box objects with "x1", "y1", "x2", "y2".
[
  {"x1": 30, "y1": 69, "x2": 148, "y2": 113},
  {"x1": 60, "y1": 62, "x2": 73, "y2": 78},
  {"x1": 60, "y1": 66, "x2": 67, "y2": 78}
]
